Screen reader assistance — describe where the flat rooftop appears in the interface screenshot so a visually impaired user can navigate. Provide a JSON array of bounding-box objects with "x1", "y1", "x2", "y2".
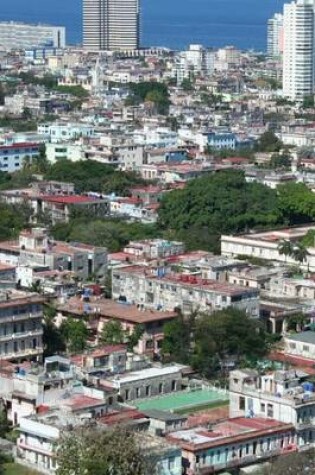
[
  {"x1": 58, "y1": 297, "x2": 177, "y2": 324},
  {"x1": 106, "y1": 364, "x2": 186, "y2": 386},
  {"x1": 167, "y1": 418, "x2": 294, "y2": 451}
]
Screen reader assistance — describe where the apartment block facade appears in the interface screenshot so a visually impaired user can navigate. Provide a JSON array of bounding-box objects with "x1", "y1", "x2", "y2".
[{"x1": 111, "y1": 265, "x2": 259, "y2": 317}]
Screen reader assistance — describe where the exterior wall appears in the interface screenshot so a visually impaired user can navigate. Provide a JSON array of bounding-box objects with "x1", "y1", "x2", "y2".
[
  {"x1": 283, "y1": 0, "x2": 315, "y2": 100},
  {"x1": 112, "y1": 269, "x2": 259, "y2": 317},
  {"x1": 112, "y1": 372, "x2": 182, "y2": 402},
  {"x1": 0, "y1": 23, "x2": 65, "y2": 50},
  {"x1": 181, "y1": 429, "x2": 296, "y2": 474},
  {"x1": 221, "y1": 234, "x2": 315, "y2": 272},
  {"x1": 285, "y1": 337, "x2": 315, "y2": 359},
  {"x1": 0, "y1": 301, "x2": 43, "y2": 361},
  {"x1": 45, "y1": 143, "x2": 84, "y2": 163},
  {"x1": 0, "y1": 144, "x2": 40, "y2": 172}
]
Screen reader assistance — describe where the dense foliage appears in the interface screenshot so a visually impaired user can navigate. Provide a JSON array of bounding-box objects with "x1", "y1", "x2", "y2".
[
  {"x1": 45, "y1": 159, "x2": 147, "y2": 194},
  {"x1": 52, "y1": 218, "x2": 159, "y2": 252},
  {"x1": 56, "y1": 427, "x2": 155, "y2": 475},
  {"x1": 158, "y1": 170, "x2": 282, "y2": 252},
  {"x1": 128, "y1": 81, "x2": 170, "y2": 114},
  {"x1": 163, "y1": 308, "x2": 268, "y2": 378}
]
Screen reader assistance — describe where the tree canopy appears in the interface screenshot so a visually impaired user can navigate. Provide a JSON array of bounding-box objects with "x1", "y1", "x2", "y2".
[
  {"x1": 163, "y1": 308, "x2": 268, "y2": 378},
  {"x1": 56, "y1": 427, "x2": 156, "y2": 475},
  {"x1": 45, "y1": 159, "x2": 147, "y2": 195},
  {"x1": 158, "y1": 170, "x2": 282, "y2": 252}
]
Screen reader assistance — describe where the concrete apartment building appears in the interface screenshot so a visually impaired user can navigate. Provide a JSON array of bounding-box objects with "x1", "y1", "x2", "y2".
[
  {"x1": 0, "y1": 142, "x2": 41, "y2": 173},
  {"x1": 0, "y1": 22, "x2": 66, "y2": 50},
  {"x1": 83, "y1": 0, "x2": 140, "y2": 51},
  {"x1": 57, "y1": 296, "x2": 177, "y2": 356},
  {"x1": 0, "y1": 290, "x2": 44, "y2": 363},
  {"x1": 0, "y1": 228, "x2": 107, "y2": 282},
  {"x1": 267, "y1": 13, "x2": 284, "y2": 58},
  {"x1": 167, "y1": 418, "x2": 295, "y2": 474},
  {"x1": 284, "y1": 331, "x2": 315, "y2": 360},
  {"x1": 111, "y1": 265, "x2": 259, "y2": 317},
  {"x1": 221, "y1": 225, "x2": 315, "y2": 271},
  {"x1": 283, "y1": 0, "x2": 315, "y2": 100},
  {"x1": 229, "y1": 369, "x2": 315, "y2": 447}
]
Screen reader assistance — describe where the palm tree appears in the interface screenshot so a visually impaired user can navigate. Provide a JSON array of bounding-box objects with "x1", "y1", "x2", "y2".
[
  {"x1": 291, "y1": 243, "x2": 309, "y2": 264},
  {"x1": 277, "y1": 239, "x2": 293, "y2": 262}
]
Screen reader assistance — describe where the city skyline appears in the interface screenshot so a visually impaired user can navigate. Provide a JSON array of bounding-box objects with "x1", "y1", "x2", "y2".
[{"x1": 1, "y1": 0, "x2": 287, "y2": 50}]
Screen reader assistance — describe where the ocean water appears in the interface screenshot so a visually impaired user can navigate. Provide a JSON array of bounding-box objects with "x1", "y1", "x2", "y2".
[{"x1": 1, "y1": 0, "x2": 286, "y2": 51}]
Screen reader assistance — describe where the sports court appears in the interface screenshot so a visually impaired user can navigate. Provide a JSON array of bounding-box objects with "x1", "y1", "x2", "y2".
[{"x1": 136, "y1": 387, "x2": 228, "y2": 412}]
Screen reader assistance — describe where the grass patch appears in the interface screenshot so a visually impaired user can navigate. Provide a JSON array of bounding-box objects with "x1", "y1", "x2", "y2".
[
  {"x1": 4, "y1": 463, "x2": 40, "y2": 475},
  {"x1": 174, "y1": 398, "x2": 229, "y2": 415}
]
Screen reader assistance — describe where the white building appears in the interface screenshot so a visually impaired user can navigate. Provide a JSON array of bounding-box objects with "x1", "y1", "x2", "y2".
[
  {"x1": 229, "y1": 368, "x2": 315, "y2": 448},
  {"x1": 112, "y1": 265, "x2": 259, "y2": 317},
  {"x1": 221, "y1": 225, "x2": 315, "y2": 272},
  {"x1": 283, "y1": 0, "x2": 315, "y2": 100},
  {"x1": 0, "y1": 290, "x2": 44, "y2": 363},
  {"x1": 267, "y1": 13, "x2": 284, "y2": 58},
  {"x1": 0, "y1": 22, "x2": 66, "y2": 50},
  {"x1": 37, "y1": 123, "x2": 95, "y2": 143},
  {"x1": 83, "y1": 0, "x2": 140, "y2": 51},
  {"x1": 285, "y1": 331, "x2": 315, "y2": 359}
]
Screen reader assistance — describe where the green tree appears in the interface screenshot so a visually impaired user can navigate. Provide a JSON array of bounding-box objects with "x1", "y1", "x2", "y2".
[
  {"x1": 291, "y1": 242, "x2": 309, "y2": 264},
  {"x1": 277, "y1": 182, "x2": 315, "y2": 224},
  {"x1": 100, "y1": 321, "x2": 125, "y2": 345},
  {"x1": 127, "y1": 324, "x2": 145, "y2": 351},
  {"x1": 60, "y1": 318, "x2": 88, "y2": 353},
  {"x1": 56, "y1": 427, "x2": 155, "y2": 475},
  {"x1": 256, "y1": 130, "x2": 283, "y2": 153},
  {"x1": 277, "y1": 239, "x2": 293, "y2": 262},
  {"x1": 158, "y1": 170, "x2": 282, "y2": 252}
]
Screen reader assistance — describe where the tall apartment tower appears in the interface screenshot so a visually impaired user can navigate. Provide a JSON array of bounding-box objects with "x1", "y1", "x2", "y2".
[
  {"x1": 83, "y1": 0, "x2": 140, "y2": 51},
  {"x1": 267, "y1": 13, "x2": 284, "y2": 58},
  {"x1": 283, "y1": 0, "x2": 315, "y2": 100}
]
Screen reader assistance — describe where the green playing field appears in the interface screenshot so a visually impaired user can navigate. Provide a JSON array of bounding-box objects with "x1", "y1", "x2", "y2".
[{"x1": 136, "y1": 388, "x2": 228, "y2": 412}]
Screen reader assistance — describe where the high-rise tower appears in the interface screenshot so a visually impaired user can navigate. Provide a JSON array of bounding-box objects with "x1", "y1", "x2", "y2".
[
  {"x1": 83, "y1": 0, "x2": 140, "y2": 51},
  {"x1": 267, "y1": 13, "x2": 284, "y2": 58},
  {"x1": 283, "y1": 0, "x2": 315, "y2": 100}
]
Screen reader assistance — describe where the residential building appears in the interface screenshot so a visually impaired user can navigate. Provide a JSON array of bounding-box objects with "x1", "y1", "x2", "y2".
[
  {"x1": 0, "y1": 22, "x2": 66, "y2": 50},
  {"x1": 18, "y1": 228, "x2": 107, "y2": 281},
  {"x1": 0, "y1": 289, "x2": 44, "y2": 363},
  {"x1": 283, "y1": 0, "x2": 315, "y2": 100},
  {"x1": 0, "y1": 228, "x2": 107, "y2": 282},
  {"x1": 229, "y1": 369, "x2": 315, "y2": 447},
  {"x1": 0, "y1": 142, "x2": 41, "y2": 173},
  {"x1": 37, "y1": 123, "x2": 95, "y2": 143},
  {"x1": 57, "y1": 296, "x2": 177, "y2": 356},
  {"x1": 111, "y1": 265, "x2": 259, "y2": 317},
  {"x1": 221, "y1": 225, "x2": 315, "y2": 272},
  {"x1": 167, "y1": 418, "x2": 295, "y2": 474},
  {"x1": 83, "y1": 0, "x2": 140, "y2": 52},
  {"x1": 285, "y1": 331, "x2": 315, "y2": 360},
  {"x1": 267, "y1": 13, "x2": 284, "y2": 58}
]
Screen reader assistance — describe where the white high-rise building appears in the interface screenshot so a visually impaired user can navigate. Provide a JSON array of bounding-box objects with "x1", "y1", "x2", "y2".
[
  {"x1": 83, "y1": 0, "x2": 140, "y2": 51},
  {"x1": 283, "y1": 0, "x2": 315, "y2": 100},
  {"x1": 0, "y1": 22, "x2": 66, "y2": 51},
  {"x1": 267, "y1": 13, "x2": 284, "y2": 58}
]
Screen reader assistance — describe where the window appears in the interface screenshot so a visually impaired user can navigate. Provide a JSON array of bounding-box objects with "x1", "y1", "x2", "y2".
[
  {"x1": 171, "y1": 380, "x2": 177, "y2": 391},
  {"x1": 168, "y1": 457, "x2": 175, "y2": 470},
  {"x1": 125, "y1": 389, "x2": 130, "y2": 400},
  {"x1": 260, "y1": 403, "x2": 266, "y2": 413},
  {"x1": 136, "y1": 387, "x2": 140, "y2": 398},
  {"x1": 145, "y1": 385, "x2": 151, "y2": 396},
  {"x1": 239, "y1": 396, "x2": 245, "y2": 410},
  {"x1": 267, "y1": 403, "x2": 274, "y2": 418},
  {"x1": 303, "y1": 345, "x2": 310, "y2": 352},
  {"x1": 158, "y1": 383, "x2": 163, "y2": 394}
]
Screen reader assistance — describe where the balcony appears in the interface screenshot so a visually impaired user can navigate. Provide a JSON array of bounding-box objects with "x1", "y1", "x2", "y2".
[
  {"x1": 0, "y1": 329, "x2": 43, "y2": 342},
  {"x1": 0, "y1": 312, "x2": 43, "y2": 324}
]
